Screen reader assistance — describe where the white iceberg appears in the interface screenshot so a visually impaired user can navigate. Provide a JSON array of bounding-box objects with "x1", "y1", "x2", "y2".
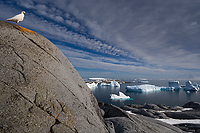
[
  {"x1": 160, "y1": 87, "x2": 176, "y2": 91},
  {"x1": 168, "y1": 81, "x2": 181, "y2": 91},
  {"x1": 126, "y1": 84, "x2": 161, "y2": 93},
  {"x1": 183, "y1": 81, "x2": 199, "y2": 91},
  {"x1": 86, "y1": 82, "x2": 98, "y2": 89},
  {"x1": 126, "y1": 81, "x2": 200, "y2": 92},
  {"x1": 110, "y1": 92, "x2": 132, "y2": 100},
  {"x1": 110, "y1": 80, "x2": 120, "y2": 87},
  {"x1": 89, "y1": 78, "x2": 106, "y2": 81},
  {"x1": 137, "y1": 79, "x2": 149, "y2": 83},
  {"x1": 193, "y1": 82, "x2": 199, "y2": 88},
  {"x1": 100, "y1": 82, "x2": 110, "y2": 86},
  {"x1": 160, "y1": 81, "x2": 181, "y2": 91}
]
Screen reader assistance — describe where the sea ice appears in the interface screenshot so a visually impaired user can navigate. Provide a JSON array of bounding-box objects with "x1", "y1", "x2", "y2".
[
  {"x1": 110, "y1": 80, "x2": 120, "y2": 87},
  {"x1": 158, "y1": 108, "x2": 193, "y2": 113},
  {"x1": 126, "y1": 81, "x2": 199, "y2": 92},
  {"x1": 110, "y1": 92, "x2": 132, "y2": 100},
  {"x1": 156, "y1": 118, "x2": 200, "y2": 125},
  {"x1": 86, "y1": 82, "x2": 98, "y2": 89},
  {"x1": 137, "y1": 79, "x2": 149, "y2": 83},
  {"x1": 126, "y1": 84, "x2": 161, "y2": 92},
  {"x1": 100, "y1": 82, "x2": 110, "y2": 86},
  {"x1": 89, "y1": 78, "x2": 106, "y2": 81},
  {"x1": 126, "y1": 111, "x2": 137, "y2": 115},
  {"x1": 160, "y1": 87, "x2": 176, "y2": 91},
  {"x1": 183, "y1": 81, "x2": 199, "y2": 91}
]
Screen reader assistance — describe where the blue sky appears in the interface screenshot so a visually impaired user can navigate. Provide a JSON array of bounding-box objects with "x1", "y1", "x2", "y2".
[{"x1": 1, "y1": 0, "x2": 200, "y2": 80}]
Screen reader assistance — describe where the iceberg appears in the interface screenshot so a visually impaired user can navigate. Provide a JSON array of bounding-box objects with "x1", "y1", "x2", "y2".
[
  {"x1": 89, "y1": 78, "x2": 106, "y2": 81},
  {"x1": 138, "y1": 79, "x2": 149, "y2": 83},
  {"x1": 110, "y1": 80, "x2": 120, "y2": 87},
  {"x1": 100, "y1": 82, "x2": 110, "y2": 86},
  {"x1": 160, "y1": 81, "x2": 181, "y2": 91},
  {"x1": 126, "y1": 84, "x2": 161, "y2": 92},
  {"x1": 86, "y1": 82, "x2": 98, "y2": 89},
  {"x1": 125, "y1": 81, "x2": 200, "y2": 92},
  {"x1": 110, "y1": 92, "x2": 132, "y2": 100},
  {"x1": 160, "y1": 87, "x2": 174, "y2": 91},
  {"x1": 168, "y1": 81, "x2": 181, "y2": 91},
  {"x1": 183, "y1": 81, "x2": 199, "y2": 91}
]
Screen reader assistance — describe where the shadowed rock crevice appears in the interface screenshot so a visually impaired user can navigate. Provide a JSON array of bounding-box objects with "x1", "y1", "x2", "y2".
[
  {"x1": 31, "y1": 58, "x2": 95, "y2": 114},
  {"x1": 23, "y1": 34, "x2": 61, "y2": 64}
]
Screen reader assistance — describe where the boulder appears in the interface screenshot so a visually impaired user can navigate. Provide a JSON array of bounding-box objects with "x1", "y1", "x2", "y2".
[
  {"x1": 99, "y1": 103, "x2": 128, "y2": 118},
  {"x1": 0, "y1": 20, "x2": 108, "y2": 133},
  {"x1": 157, "y1": 104, "x2": 170, "y2": 110},
  {"x1": 100, "y1": 103, "x2": 184, "y2": 133},
  {"x1": 164, "y1": 111, "x2": 200, "y2": 119},
  {"x1": 142, "y1": 103, "x2": 161, "y2": 110},
  {"x1": 173, "y1": 123, "x2": 200, "y2": 132},
  {"x1": 169, "y1": 106, "x2": 183, "y2": 111},
  {"x1": 183, "y1": 101, "x2": 200, "y2": 109},
  {"x1": 121, "y1": 105, "x2": 168, "y2": 119}
]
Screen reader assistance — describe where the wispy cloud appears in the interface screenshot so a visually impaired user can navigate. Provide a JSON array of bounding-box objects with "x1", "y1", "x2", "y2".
[
  {"x1": 56, "y1": 44, "x2": 200, "y2": 80},
  {"x1": 1, "y1": 0, "x2": 200, "y2": 79}
]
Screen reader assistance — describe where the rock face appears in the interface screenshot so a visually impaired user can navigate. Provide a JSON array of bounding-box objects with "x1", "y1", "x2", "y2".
[
  {"x1": 0, "y1": 20, "x2": 108, "y2": 133},
  {"x1": 119, "y1": 102, "x2": 200, "y2": 133},
  {"x1": 99, "y1": 103, "x2": 184, "y2": 133},
  {"x1": 183, "y1": 101, "x2": 200, "y2": 109}
]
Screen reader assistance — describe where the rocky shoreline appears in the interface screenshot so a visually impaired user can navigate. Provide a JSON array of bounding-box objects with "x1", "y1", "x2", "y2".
[{"x1": 99, "y1": 101, "x2": 200, "y2": 133}]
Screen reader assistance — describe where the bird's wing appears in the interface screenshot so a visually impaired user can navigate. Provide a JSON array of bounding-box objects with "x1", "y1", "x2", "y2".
[{"x1": 7, "y1": 14, "x2": 24, "y2": 22}]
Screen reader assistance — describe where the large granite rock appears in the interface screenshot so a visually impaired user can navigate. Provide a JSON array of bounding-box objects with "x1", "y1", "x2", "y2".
[
  {"x1": 0, "y1": 20, "x2": 108, "y2": 133},
  {"x1": 119, "y1": 102, "x2": 200, "y2": 132},
  {"x1": 99, "y1": 103, "x2": 184, "y2": 133},
  {"x1": 183, "y1": 101, "x2": 200, "y2": 110}
]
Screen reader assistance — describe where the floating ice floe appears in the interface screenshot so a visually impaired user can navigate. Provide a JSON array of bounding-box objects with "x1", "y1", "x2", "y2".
[
  {"x1": 126, "y1": 81, "x2": 199, "y2": 92},
  {"x1": 86, "y1": 82, "x2": 98, "y2": 89},
  {"x1": 100, "y1": 82, "x2": 110, "y2": 86},
  {"x1": 110, "y1": 81, "x2": 120, "y2": 87},
  {"x1": 137, "y1": 78, "x2": 149, "y2": 83},
  {"x1": 126, "y1": 84, "x2": 161, "y2": 93},
  {"x1": 183, "y1": 81, "x2": 199, "y2": 91},
  {"x1": 89, "y1": 78, "x2": 106, "y2": 81},
  {"x1": 110, "y1": 92, "x2": 133, "y2": 100}
]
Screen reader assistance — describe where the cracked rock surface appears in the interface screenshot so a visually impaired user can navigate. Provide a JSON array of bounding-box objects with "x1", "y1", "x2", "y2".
[
  {"x1": 99, "y1": 103, "x2": 185, "y2": 133},
  {"x1": 0, "y1": 20, "x2": 108, "y2": 133}
]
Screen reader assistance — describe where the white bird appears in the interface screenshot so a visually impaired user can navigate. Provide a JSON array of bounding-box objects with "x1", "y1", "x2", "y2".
[{"x1": 7, "y1": 11, "x2": 25, "y2": 25}]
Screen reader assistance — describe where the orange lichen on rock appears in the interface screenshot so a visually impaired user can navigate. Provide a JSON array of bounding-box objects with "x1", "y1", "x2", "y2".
[
  {"x1": 55, "y1": 113, "x2": 60, "y2": 120},
  {"x1": 18, "y1": 26, "x2": 36, "y2": 34}
]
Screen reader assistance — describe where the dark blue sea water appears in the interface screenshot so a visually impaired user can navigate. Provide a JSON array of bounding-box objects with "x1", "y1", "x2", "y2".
[{"x1": 91, "y1": 80, "x2": 200, "y2": 107}]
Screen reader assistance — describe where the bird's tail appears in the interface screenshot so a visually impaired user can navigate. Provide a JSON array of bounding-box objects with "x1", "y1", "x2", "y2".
[{"x1": 6, "y1": 18, "x2": 12, "y2": 21}]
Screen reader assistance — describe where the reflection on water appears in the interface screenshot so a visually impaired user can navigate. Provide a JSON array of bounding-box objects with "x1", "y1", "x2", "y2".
[
  {"x1": 90, "y1": 80, "x2": 200, "y2": 107},
  {"x1": 185, "y1": 91, "x2": 198, "y2": 101}
]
